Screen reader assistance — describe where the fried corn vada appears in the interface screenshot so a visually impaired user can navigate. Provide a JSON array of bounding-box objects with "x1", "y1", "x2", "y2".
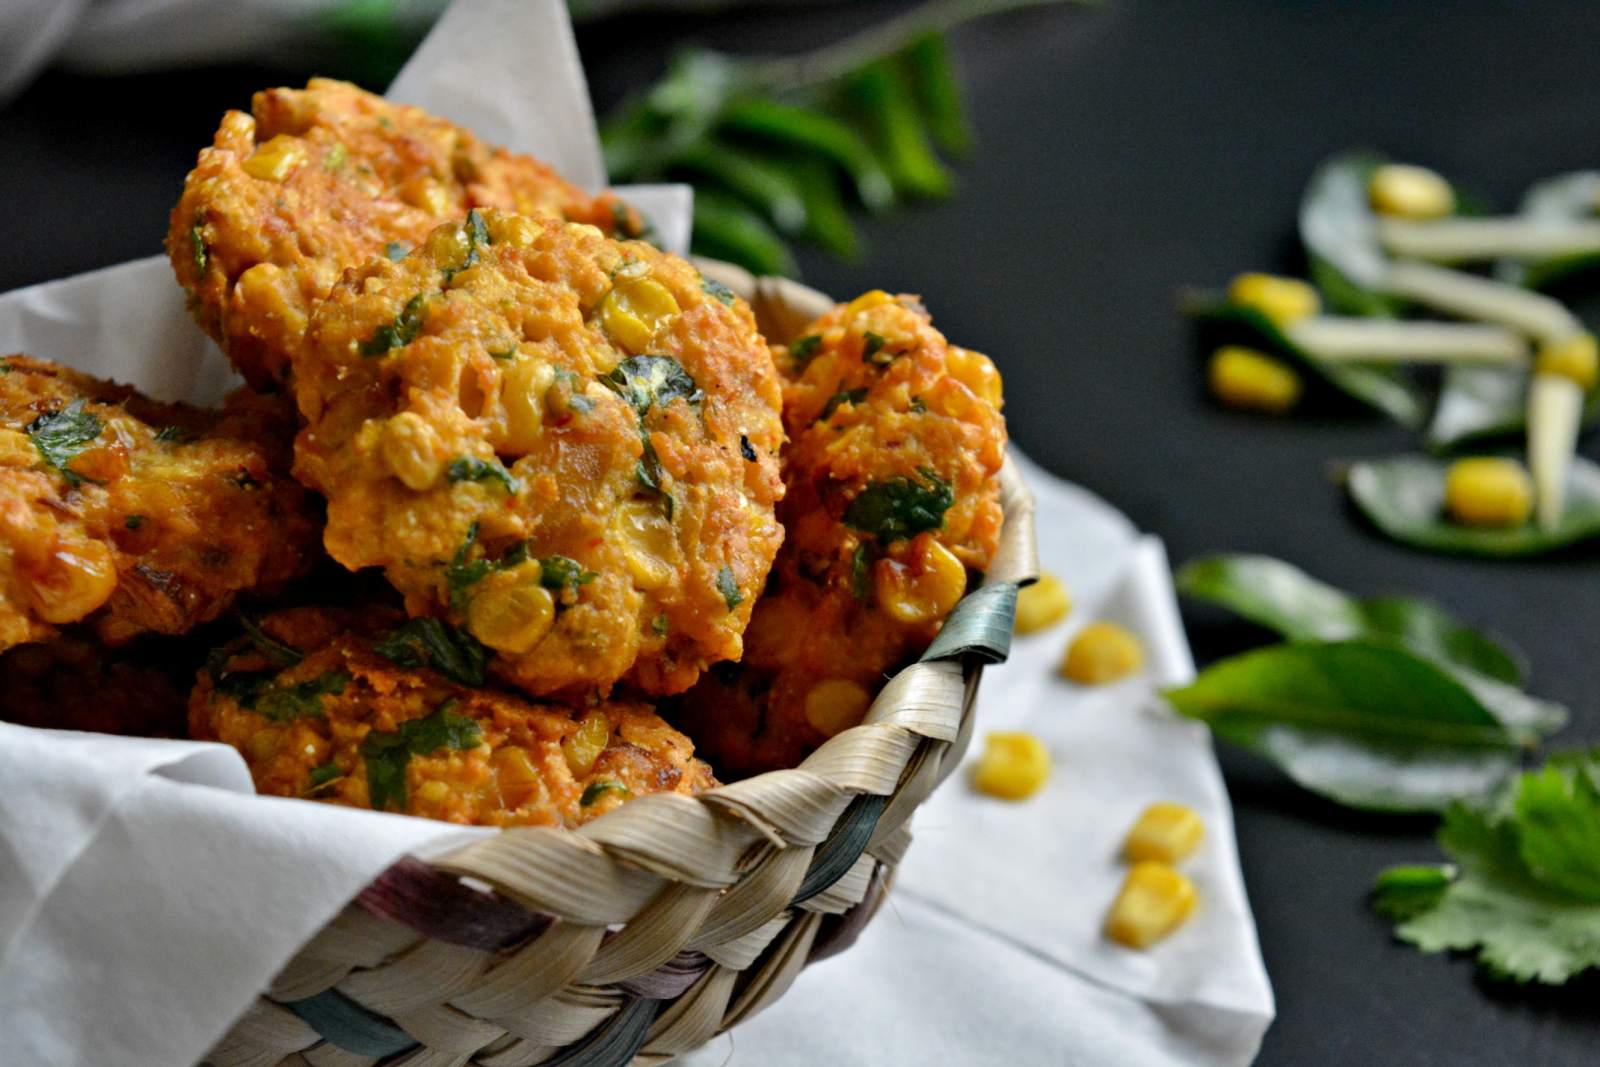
[
  {"x1": 169, "y1": 78, "x2": 642, "y2": 390},
  {"x1": 0, "y1": 355, "x2": 319, "y2": 653},
  {"x1": 189, "y1": 607, "x2": 717, "y2": 827},
  {"x1": 292, "y1": 210, "x2": 785, "y2": 700},
  {"x1": 0, "y1": 630, "x2": 192, "y2": 738},
  {"x1": 676, "y1": 292, "x2": 1007, "y2": 777}
]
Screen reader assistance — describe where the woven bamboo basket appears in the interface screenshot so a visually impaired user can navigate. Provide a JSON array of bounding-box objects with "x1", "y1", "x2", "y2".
[{"x1": 203, "y1": 263, "x2": 1040, "y2": 1067}]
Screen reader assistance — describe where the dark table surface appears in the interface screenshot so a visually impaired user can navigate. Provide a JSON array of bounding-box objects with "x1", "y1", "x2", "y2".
[{"x1": 3, "y1": 1, "x2": 1599, "y2": 1063}]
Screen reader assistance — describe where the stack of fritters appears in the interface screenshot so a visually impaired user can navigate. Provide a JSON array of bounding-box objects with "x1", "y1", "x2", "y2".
[{"x1": 2, "y1": 78, "x2": 1008, "y2": 828}]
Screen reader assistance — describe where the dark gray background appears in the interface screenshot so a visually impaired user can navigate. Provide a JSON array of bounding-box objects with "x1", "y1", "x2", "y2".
[{"x1": 2, "y1": 1, "x2": 1597, "y2": 1062}]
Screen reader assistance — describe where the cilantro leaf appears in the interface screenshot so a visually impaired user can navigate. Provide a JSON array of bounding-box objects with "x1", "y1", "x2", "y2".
[
  {"x1": 373, "y1": 617, "x2": 489, "y2": 687},
  {"x1": 580, "y1": 779, "x2": 631, "y2": 807},
  {"x1": 385, "y1": 241, "x2": 409, "y2": 262},
  {"x1": 602, "y1": 355, "x2": 702, "y2": 419},
  {"x1": 308, "y1": 762, "x2": 343, "y2": 788},
  {"x1": 539, "y1": 555, "x2": 597, "y2": 592},
  {"x1": 446, "y1": 456, "x2": 520, "y2": 493},
  {"x1": 361, "y1": 701, "x2": 483, "y2": 812},
  {"x1": 843, "y1": 469, "x2": 953, "y2": 543},
  {"x1": 360, "y1": 293, "x2": 429, "y2": 356},
  {"x1": 716, "y1": 564, "x2": 743, "y2": 611},
  {"x1": 862, "y1": 331, "x2": 892, "y2": 365},
  {"x1": 254, "y1": 671, "x2": 349, "y2": 722},
  {"x1": 701, "y1": 275, "x2": 737, "y2": 305},
  {"x1": 190, "y1": 224, "x2": 208, "y2": 275},
  {"x1": 27, "y1": 398, "x2": 104, "y2": 486},
  {"x1": 788, "y1": 334, "x2": 822, "y2": 366},
  {"x1": 818, "y1": 387, "x2": 867, "y2": 422},
  {"x1": 1375, "y1": 756, "x2": 1600, "y2": 983},
  {"x1": 442, "y1": 209, "x2": 491, "y2": 281}
]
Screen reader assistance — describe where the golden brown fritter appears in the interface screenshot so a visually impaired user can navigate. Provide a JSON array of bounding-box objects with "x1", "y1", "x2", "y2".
[
  {"x1": 189, "y1": 607, "x2": 717, "y2": 827},
  {"x1": 0, "y1": 630, "x2": 193, "y2": 738},
  {"x1": 293, "y1": 210, "x2": 785, "y2": 700},
  {"x1": 675, "y1": 292, "x2": 1007, "y2": 777},
  {"x1": 0, "y1": 355, "x2": 320, "y2": 653},
  {"x1": 168, "y1": 78, "x2": 641, "y2": 390}
]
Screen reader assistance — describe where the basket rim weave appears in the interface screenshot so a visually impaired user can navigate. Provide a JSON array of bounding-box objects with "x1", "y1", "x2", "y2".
[{"x1": 206, "y1": 262, "x2": 1040, "y2": 1067}]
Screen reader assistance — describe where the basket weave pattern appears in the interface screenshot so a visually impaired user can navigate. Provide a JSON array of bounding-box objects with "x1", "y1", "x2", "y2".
[{"x1": 204, "y1": 269, "x2": 1039, "y2": 1067}]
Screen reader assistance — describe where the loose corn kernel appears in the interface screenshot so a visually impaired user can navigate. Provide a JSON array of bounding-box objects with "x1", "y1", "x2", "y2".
[
  {"x1": 235, "y1": 262, "x2": 306, "y2": 334},
  {"x1": 1123, "y1": 802, "x2": 1206, "y2": 865},
  {"x1": 598, "y1": 277, "x2": 680, "y2": 355},
  {"x1": 1208, "y1": 346, "x2": 1302, "y2": 415},
  {"x1": 562, "y1": 710, "x2": 612, "y2": 776},
  {"x1": 1105, "y1": 861, "x2": 1198, "y2": 949},
  {"x1": 1014, "y1": 571, "x2": 1072, "y2": 634},
  {"x1": 875, "y1": 538, "x2": 967, "y2": 625},
  {"x1": 242, "y1": 135, "x2": 308, "y2": 182},
  {"x1": 25, "y1": 539, "x2": 117, "y2": 624},
  {"x1": 844, "y1": 290, "x2": 894, "y2": 318},
  {"x1": 381, "y1": 412, "x2": 445, "y2": 491},
  {"x1": 466, "y1": 564, "x2": 556, "y2": 653},
  {"x1": 494, "y1": 746, "x2": 544, "y2": 809},
  {"x1": 1226, "y1": 273, "x2": 1321, "y2": 328},
  {"x1": 614, "y1": 497, "x2": 678, "y2": 590},
  {"x1": 0, "y1": 428, "x2": 34, "y2": 466},
  {"x1": 972, "y1": 731, "x2": 1051, "y2": 801},
  {"x1": 1444, "y1": 457, "x2": 1533, "y2": 528},
  {"x1": 1368, "y1": 163, "x2": 1455, "y2": 220},
  {"x1": 1535, "y1": 333, "x2": 1599, "y2": 390},
  {"x1": 1061, "y1": 621, "x2": 1144, "y2": 685},
  {"x1": 946, "y1": 347, "x2": 1004, "y2": 408},
  {"x1": 804, "y1": 679, "x2": 873, "y2": 738}
]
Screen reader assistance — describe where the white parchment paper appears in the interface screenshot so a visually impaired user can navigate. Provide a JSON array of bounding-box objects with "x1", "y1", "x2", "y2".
[{"x1": 0, "y1": 2, "x2": 1273, "y2": 1063}]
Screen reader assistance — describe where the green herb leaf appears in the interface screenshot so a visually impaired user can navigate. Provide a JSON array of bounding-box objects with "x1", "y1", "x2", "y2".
[
  {"x1": 1299, "y1": 150, "x2": 1410, "y2": 316},
  {"x1": 1348, "y1": 454, "x2": 1600, "y2": 557},
  {"x1": 539, "y1": 554, "x2": 597, "y2": 592},
  {"x1": 1164, "y1": 641, "x2": 1520, "y2": 812},
  {"x1": 844, "y1": 469, "x2": 953, "y2": 543},
  {"x1": 580, "y1": 779, "x2": 631, "y2": 807},
  {"x1": 446, "y1": 456, "x2": 520, "y2": 493},
  {"x1": 716, "y1": 564, "x2": 743, "y2": 611},
  {"x1": 373, "y1": 617, "x2": 489, "y2": 687},
  {"x1": 652, "y1": 614, "x2": 669, "y2": 636},
  {"x1": 904, "y1": 32, "x2": 972, "y2": 158},
  {"x1": 361, "y1": 701, "x2": 483, "y2": 812},
  {"x1": 236, "y1": 614, "x2": 304, "y2": 668},
  {"x1": 739, "y1": 434, "x2": 756, "y2": 461},
  {"x1": 442, "y1": 524, "x2": 532, "y2": 612},
  {"x1": 27, "y1": 398, "x2": 104, "y2": 486},
  {"x1": 190, "y1": 224, "x2": 208, "y2": 276},
  {"x1": 1376, "y1": 758, "x2": 1600, "y2": 983},
  {"x1": 851, "y1": 541, "x2": 878, "y2": 603},
  {"x1": 323, "y1": 142, "x2": 348, "y2": 172},
  {"x1": 602, "y1": 355, "x2": 702, "y2": 419},
  {"x1": 1175, "y1": 554, "x2": 1524, "y2": 684},
  {"x1": 385, "y1": 241, "x2": 409, "y2": 262},
  {"x1": 1181, "y1": 293, "x2": 1426, "y2": 428},
  {"x1": 862, "y1": 331, "x2": 891, "y2": 365},
  {"x1": 255, "y1": 671, "x2": 349, "y2": 723},
  {"x1": 846, "y1": 60, "x2": 952, "y2": 200},
  {"x1": 1495, "y1": 170, "x2": 1600, "y2": 290},
  {"x1": 360, "y1": 293, "x2": 429, "y2": 356},
  {"x1": 819, "y1": 387, "x2": 868, "y2": 422},
  {"x1": 717, "y1": 97, "x2": 895, "y2": 212},
  {"x1": 124, "y1": 514, "x2": 144, "y2": 530},
  {"x1": 308, "y1": 762, "x2": 343, "y2": 788},
  {"x1": 789, "y1": 334, "x2": 823, "y2": 366},
  {"x1": 442, "y1": 209, "x2": 491, "y2": 281},
  {"x1": 701, "y1": 275, "x2": 737, "y2": 306}
]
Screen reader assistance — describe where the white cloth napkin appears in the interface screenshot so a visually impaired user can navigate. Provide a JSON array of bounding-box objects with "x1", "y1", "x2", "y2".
[
  {"x1": 677, "y1": 453, "x2": 1276, "y2": 1067},
  {"x1": 0, "y1": 3, "x2": 1273, "y2": 1063}
]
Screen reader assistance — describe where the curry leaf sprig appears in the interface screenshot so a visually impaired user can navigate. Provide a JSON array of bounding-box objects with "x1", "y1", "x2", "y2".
[
  {"x1": 600, "y1": 0, "x2": 1091, "y2": 275},
  {"x1": 1167, "y1": 554, "x2": 1567, "y2": 812}
]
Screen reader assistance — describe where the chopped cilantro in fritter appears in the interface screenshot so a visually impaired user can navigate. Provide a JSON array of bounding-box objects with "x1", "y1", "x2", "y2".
[
  {"x1": 445, "y1": 456, "x2": 520, "y2": 493},
  {"x1": 701, "y1": 275, "x2": 737, "y2": 306},
  {"x1": 360, "y1": 293, "x2": 429, "y2": 356},
  {"x1": 374, "y1": 617, "x2": 489, "y2": 687},
  {"x1": 361, "y1": 701, "x2": 483, "y2": 812},
  {"x1": 843, "y1": 469, "x2": 954, "y2": 543},
  {"x1": 27, "y1": 399, "x2": 103, "y2": 487},
  {"x1": 716, "y1": 565, "x2": 743, "y2": 611}
]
